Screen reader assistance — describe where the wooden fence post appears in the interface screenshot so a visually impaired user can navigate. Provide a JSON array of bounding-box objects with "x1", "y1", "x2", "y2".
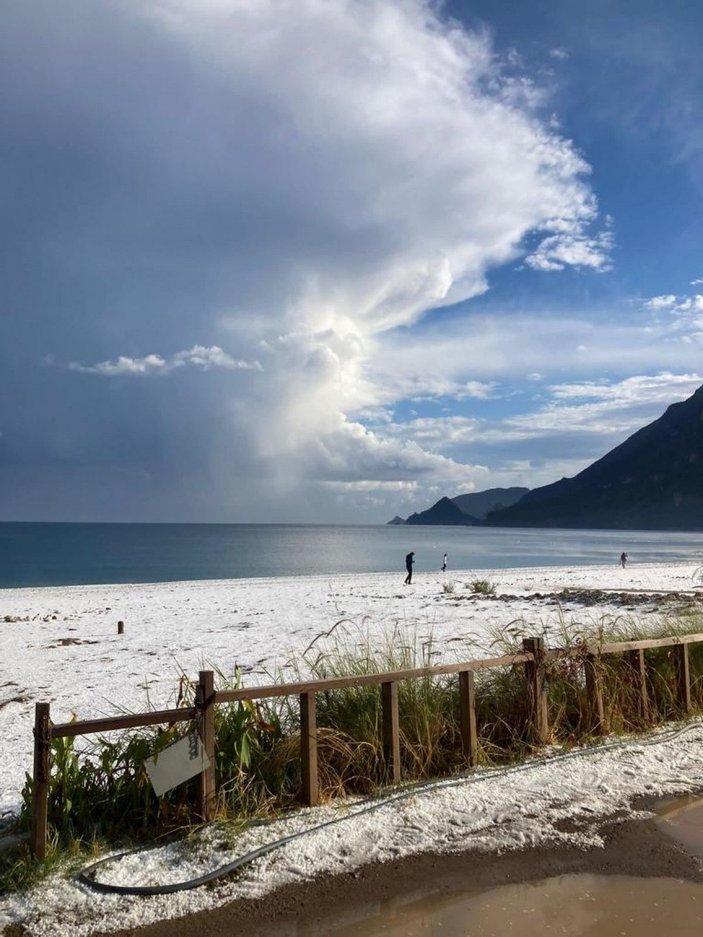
[
  {"x1": 31, "y1": 702, "x2": 51, "y2": 860},
  {"x1": 674, "y1": 644, "x2": 692, "y2": 714},
  {"x1": 458, "y1": 670, "x2": 478, "y2": 766},
  {"x1": 381, "y1": 681, "x2": 401, "y2": 783},
  {"x1": 300, "y1": 691, "x2": 319, "y2": 806},
  {"x1": 626, "y1": 649, "x2": 649, "y2": 722},
  {"x1": 522, "y1": 637, "x2": 548, "y2": 745},
  {"x1": 196, "y1": 670, "x2": 216, "y2": 821},
  {"x1": 584, "y1": 653, "x2": 605, "y2": 734}
]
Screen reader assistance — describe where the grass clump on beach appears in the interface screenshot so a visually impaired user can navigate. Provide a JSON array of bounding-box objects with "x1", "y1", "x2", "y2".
[{"x1": 469, "y1": 579, "x2": 496, "y2": 596}]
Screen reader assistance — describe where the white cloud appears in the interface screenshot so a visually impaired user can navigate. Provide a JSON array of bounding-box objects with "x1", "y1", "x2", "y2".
[
  {"x1": 380, "y1": 415, "x2": 482, "y2": 448},
  {"x1": 369, "y1": 371, "x2": 702, "y2": 494},
  {"x1": 548, "y1": 372, "x2": 702, "y2": 402},
  {"x1": 373, "y1": 301, "x2": 703, "y2": 406},
  {"x1": 525, "y1": 228, "x2": 614, "y2": 272},
  {"x1": 483, "y1": 372, "x2": 701, "y2": 444},
  {"x1": 383, "y1": 408, "x2": 635, "y2": 450},
  {"x1": 320, "y1": 480, "x2": 420, "y2": 493},
  {"x1": 377, "y1": 377, "x2": 499, "y2": 403},
  {"x1": 280, "y1": 411, "x2": 484, "y2": 488},
  {"x1": 486, "y1": 458, "x2": 589, "y2": 488},
  {"x1": 644, "y1": 293, "x2": 703, "y2": 314},
  {"x1": 2, "y1": 0, "x2": 617, "y2": 517},
  {"x1": 69, "y1": 345, "x2": 262, "y2": 376},
  {"x1": 125, "y1": 0, "x2": 609, "y2": 488},
  {"x1": 642, "y1": 292, "x2": 703, "y2": 348},
  {"x1": 503, "y1": 404, "x2": 657, "y2": 439},
  {"x1": 645, "y1": 294, "x2": 678, "y2": 310}
]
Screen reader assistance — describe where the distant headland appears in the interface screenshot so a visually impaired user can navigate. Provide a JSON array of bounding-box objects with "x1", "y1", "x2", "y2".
[{"x1": 388, "y1": 383, "x2": 703, "y2": 531}]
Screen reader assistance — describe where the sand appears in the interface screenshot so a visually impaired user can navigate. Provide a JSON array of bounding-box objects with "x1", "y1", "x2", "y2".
[{"x1": 2, "y1": 562, "x2": 703, "y2": 936}]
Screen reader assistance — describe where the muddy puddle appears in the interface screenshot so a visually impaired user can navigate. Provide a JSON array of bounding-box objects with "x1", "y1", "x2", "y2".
[
  {"x1": 321, "y1": 874, "x2": 703, "y2": 936},
  {"x1": 315, "y1": 796, "x2": 703, "y2": 936},
  {"x1": 656, "y1": 794, "x2": 703, "y2": 859}
]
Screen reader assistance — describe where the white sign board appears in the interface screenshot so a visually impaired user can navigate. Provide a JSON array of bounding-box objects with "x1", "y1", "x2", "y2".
[{"x1": 145, "y1": 731, "x2": 211, "y2": 797}]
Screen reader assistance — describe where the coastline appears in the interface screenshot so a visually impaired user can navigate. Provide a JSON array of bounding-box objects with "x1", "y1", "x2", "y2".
[{"x1": 3, "y1": 522, "x2": 703, "y2": 589}]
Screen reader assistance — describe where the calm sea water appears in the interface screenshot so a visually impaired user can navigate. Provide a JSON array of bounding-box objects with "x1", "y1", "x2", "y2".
[{"x1": 2, "y1": 522, "x2": 703, "y2": 589}]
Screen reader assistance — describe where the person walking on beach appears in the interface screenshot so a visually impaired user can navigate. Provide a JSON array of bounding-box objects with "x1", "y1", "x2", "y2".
[
  {"x1": 620, "y1": 552, "x2": 628, "y2": 568},
  {"x1": 404, "y1": 551, "x2": 415, "y2": 585},
  {"x1": 442, "y1": 553, "x2": 448, "y2": 572}
]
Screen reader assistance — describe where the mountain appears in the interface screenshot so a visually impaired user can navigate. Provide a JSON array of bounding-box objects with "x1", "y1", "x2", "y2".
[
  {"x1": 487, "y1": 384, "x2": 703, "y2": 530},
  {"x1": 452, "y1": 487, "x2": 529, "y2": 519},
  {"x1": 388, "y1": 487, "x2": 528, "y2": 526},
  {"x1": 405, "y1": 496, "x2": 478, "y2": 526}
]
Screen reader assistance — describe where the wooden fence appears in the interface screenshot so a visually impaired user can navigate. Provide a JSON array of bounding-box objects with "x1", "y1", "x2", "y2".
[{"x1": 29, "y1": 631, "x2": 703, "y2": 859}]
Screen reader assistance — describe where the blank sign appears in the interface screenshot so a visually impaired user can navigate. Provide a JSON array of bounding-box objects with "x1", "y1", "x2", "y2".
[{"x1": 145, "y1": 731, "x2": 211, "y2": 797}]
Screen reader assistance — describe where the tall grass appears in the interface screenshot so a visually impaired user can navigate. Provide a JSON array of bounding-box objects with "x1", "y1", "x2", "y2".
[
  {"x1": 11, "y1": 606, "x2": 703, "y2": 882},
  {"x1": 289, "y1": 624, "x2": 465, "y2": 787},
  {"x1": 487, "y1": 608, "x2": 703, "y2": 740}
]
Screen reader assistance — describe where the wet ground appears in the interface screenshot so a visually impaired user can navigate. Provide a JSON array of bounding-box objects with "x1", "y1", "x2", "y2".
[
  {"x1": 656, "y1": 794, "x2": 703, "y2": 860},
  {"x1": 326, "y1": 874, "x2": 703, "y2": 936},
  {"x1": 108, "y1": 797, "x2": 703, "y2": 937},
  {"x1": 320, "y1": 796, "x2": 703, "y2": 936}
]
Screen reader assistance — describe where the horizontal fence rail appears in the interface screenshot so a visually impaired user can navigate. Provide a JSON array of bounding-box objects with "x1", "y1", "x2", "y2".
[
  {"x1": 583, "y1": 632, "x2": 703, "y2": 655},
  {"x1": 29, "y1": 631, "x2": 703, "y2": 859},
  {"x1": 49, "y1": 707, "x2": 198, "y2": 740},
  {"x1": 212, "y1": 652, "x2": 534, "y2": 704}
]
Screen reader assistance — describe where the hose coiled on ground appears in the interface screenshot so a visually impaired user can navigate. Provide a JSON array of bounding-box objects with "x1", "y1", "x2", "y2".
[{"x1": 78, "y1": 719, "x2": 703, "y2": 896}]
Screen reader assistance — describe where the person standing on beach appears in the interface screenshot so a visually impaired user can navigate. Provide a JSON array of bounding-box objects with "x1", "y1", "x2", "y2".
[
  {"x1": 404, "y1": 551, "x2": 415, "y2": 584},
  {"x1": 442, "y1": 553, "x2": 448, "y2": 572},
  {"x1": 620, "y1": 552, "x2": 628, "y2": 568}
]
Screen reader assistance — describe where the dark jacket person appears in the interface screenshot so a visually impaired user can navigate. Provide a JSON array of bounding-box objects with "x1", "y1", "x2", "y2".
[{"x1": 404, "y1": 551, "x2": 415, "y2": 585}]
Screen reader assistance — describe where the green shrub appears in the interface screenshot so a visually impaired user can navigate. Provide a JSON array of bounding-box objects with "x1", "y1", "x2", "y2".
[{"x1": 470, "y1": 579, "x2": 496, "y2": 595}]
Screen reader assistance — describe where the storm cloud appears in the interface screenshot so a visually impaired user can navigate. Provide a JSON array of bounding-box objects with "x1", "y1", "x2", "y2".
[{"x1": 1, "y1": 0, "x2": 612, "y2": 520}]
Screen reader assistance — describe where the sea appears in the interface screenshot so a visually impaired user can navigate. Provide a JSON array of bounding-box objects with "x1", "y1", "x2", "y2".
[{"x1": 2, "y1": 522, "x2": 703, "y2": 589}]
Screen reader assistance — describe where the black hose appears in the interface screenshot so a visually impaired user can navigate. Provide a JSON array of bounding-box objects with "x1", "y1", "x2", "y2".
[{"x1": 77, "y1": 719, "x2": 703, "y2": 896}]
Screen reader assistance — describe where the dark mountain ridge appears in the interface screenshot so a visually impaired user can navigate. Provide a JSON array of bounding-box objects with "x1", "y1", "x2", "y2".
[
  {"x1": 452, "y1": 486, "x2": 529, "y2": 519},
  {"x1": 392, "y1": 487, "x2": 528, "y2": 526},
  {"x1": 487, "y1": 384, "x2": 703, "y2": 530},
  {"x1": 404, "y1": 496, "x2": 478, "y2": 526}
]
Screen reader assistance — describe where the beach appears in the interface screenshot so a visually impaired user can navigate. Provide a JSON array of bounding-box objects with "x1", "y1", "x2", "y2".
[{"x1": 2, "y1": 562, "x2": 703, "y2": 935}]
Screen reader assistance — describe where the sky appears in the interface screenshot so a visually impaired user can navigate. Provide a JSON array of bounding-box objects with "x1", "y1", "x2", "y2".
[{"x1": 2, "y1": 0, "x2": 703, "y2": 525}]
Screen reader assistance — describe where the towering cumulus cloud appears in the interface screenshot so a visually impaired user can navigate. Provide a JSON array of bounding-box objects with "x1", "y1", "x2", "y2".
[{"x1": 0, "y1": 0, "x2": 608, "y2": 519}]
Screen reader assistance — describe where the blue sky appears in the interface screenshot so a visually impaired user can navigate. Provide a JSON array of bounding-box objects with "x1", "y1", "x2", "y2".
[{"x1": 1, "y1": 0, "x2": 702, "y2": 524}]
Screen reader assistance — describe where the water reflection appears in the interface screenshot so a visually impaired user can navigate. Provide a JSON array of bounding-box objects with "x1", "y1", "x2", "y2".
[
  {"x1": 657, "y1": 795, "x2": 703, "y2": 860},
  {"x1": 320, "y1": 874, "x2": 703, "y2": 937}
]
